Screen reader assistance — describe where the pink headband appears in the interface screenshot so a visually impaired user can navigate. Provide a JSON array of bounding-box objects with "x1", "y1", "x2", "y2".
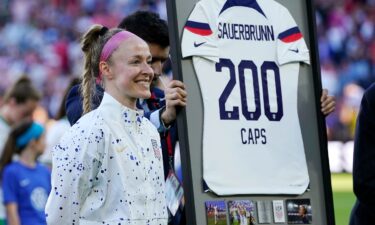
[
  {"x1": 100, "y1": 31, "x2": 135, "y2": 62},
  {"x1": 97, "y1": 31, "x2": 135, "y2": 83}
]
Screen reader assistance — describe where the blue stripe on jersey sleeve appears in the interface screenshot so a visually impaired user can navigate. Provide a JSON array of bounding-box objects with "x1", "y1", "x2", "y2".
[
  {"x1": 185, "y1": 20, "x2": 211, "y2": 30},
  {"x1": 278, "y1": 26, "x2": 300, "y2": 40}
]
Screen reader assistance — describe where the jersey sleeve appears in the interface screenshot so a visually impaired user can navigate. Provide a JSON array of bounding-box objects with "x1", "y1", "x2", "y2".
[
  {"x1": 2, "y1": 166, "x2": 18, "y2": 204},
  {"x1": 45, "y1": 124, "x2": 104, "y2": 224},
  {"x1": 275, "y1": 6, "x2": 310, "y2": 66},
  {"x1": 181, "y1": 1, "x2": 219, "y2": 61}
]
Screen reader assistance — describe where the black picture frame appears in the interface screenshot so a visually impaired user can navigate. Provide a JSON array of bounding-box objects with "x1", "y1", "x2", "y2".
[{"x1": 166, "y1": 0, "x2": 335, "y2": 224}]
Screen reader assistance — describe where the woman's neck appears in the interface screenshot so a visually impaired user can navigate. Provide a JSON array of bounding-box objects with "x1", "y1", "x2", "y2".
[
  {"x1": 19, "y1": 149, "x2": 37, "y2": 168},
  {"x1": 106, "y1": 90, "x2": 137, "y2": 109}
]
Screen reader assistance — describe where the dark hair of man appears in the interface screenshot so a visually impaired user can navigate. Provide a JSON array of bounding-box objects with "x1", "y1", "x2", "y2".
[{"x1": 118, "y1": 11, "x2": 169, "y2": 48}]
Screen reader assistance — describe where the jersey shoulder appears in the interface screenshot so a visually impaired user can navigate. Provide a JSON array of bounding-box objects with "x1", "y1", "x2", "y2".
[{"x1": 258, "y1": 0, "x2": 294, "y2": 27}]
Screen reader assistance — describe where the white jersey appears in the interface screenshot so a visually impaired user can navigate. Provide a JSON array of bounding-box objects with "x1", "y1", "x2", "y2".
[
  {"x1": 181, "y1": 0, "x2": 310, "y2": 195},
  {"x1": 46, "y1": 93, "x2": 168, "y2": 225}
]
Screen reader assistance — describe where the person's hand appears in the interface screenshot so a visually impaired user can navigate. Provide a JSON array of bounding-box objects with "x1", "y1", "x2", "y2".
[
  {"x1": 321, "y1": 89, "x2": 335, "y2": 116},
  {"x1": 161, "y1": 80, "x2": 187, "y2": 125}
]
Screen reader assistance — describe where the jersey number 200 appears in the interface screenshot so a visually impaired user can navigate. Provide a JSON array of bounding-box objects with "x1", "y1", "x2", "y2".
[{"x1": 216, "y1": 58, "x2": 283, "y2": 121}]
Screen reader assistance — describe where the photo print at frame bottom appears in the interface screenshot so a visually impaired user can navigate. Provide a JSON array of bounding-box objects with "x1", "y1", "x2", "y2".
[
  {"x1": 205, "y1": 200, "x2": 228, "y2": 225},
  {"x1": 286, "y1": 199, "x2": 312, "y2": 224},
  {"x1": 228, "y1": 200, "x2": 257, "y2": 225}
]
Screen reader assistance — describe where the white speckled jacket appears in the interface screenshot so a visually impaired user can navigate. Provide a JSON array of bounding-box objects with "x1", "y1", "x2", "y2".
[{"x1": 46, "y1": 93, "x2": 168, "y2": 225}]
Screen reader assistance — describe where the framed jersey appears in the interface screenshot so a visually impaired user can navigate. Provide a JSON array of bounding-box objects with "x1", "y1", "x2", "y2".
[{"x1": 166, "y1": 0, "x2": 334, "y2": 224}]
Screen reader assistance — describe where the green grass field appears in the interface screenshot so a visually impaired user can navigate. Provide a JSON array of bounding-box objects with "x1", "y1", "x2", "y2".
[
  {"x1": 206, "y1": 216, "x2": 227, "y2": 225},
  {"x1": 331, "y1": 173, "x2": 356, "y2": 225}
]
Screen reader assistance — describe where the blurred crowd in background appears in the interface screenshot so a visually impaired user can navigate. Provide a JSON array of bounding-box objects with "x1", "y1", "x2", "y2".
[
  {"x1": 0, "y1": 0, "x2": 373, "y2": 171},
  {"x1": 316, "y1": 0, "x2": 374, "y2": 173},
  {"x1": 0, "y1": 0, "x2": 167, "y2": 119},
  {"x1": 316, "y1": 0, "x2": 375, "y2": 142}
]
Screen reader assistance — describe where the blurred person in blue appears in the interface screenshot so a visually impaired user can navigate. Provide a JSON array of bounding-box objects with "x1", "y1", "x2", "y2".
[
  {"x1": 65, "y1": 11, "x2": 188, "y2": 225},
  {"x1": 46, "y1": 25, "x2": 168, "y2": 224},
  {"x1": 0, "y1": 76, "x2": 41, "y2": 152},
  {"x1": 0, "y1": 121, "x2": 50, "y2": 225},
  {"x1": 0, "y1": 76, "x2": 41, "y2": 225},
  {"x1": 349, "y1": 83, "x2": 375, "y2": 225}
]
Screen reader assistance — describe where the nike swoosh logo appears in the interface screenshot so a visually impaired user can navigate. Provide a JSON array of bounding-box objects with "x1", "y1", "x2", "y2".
[
  {"x1": 289, "y1": 48, "x2": 299, "y2": 53},
  {"x1": 194, "y1": 41, "x2": 206, "y2": 47},
  {"x1": 20, "y1": 179, "x2": 30, "y2": 187}
]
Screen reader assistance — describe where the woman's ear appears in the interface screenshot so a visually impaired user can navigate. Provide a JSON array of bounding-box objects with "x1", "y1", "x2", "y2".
[{"x1": 99, "y1": 61, "x2": 113, "y2": 80}]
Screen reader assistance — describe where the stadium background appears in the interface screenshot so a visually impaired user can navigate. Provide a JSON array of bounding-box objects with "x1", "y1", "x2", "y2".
[{"x1": 0, "y1": 0, "x2": 373, "y2": 224}]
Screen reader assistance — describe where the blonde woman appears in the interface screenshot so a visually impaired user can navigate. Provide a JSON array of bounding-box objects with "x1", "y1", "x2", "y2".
[{"x1": 45, "y1": 25, "x2": 168, "y2": 224}]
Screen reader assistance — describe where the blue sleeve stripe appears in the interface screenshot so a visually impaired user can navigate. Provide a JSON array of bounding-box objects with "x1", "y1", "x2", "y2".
[
  {"x1": 185, "y1": 20, "x2": 211, "y2": 30},
  {"x1": 278, "y1": 27, "x2": 300, "y2": 40}
]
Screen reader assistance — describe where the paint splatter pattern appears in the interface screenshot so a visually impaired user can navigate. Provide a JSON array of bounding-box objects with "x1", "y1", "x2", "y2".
[{"x1": 45, "y1": 93, "x2": 168, "y2": 225}]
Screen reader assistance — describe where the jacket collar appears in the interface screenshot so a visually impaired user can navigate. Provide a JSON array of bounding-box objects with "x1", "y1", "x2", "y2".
[{"x1": 98, "y1": 92, "x2": 144, "y2": 128}]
